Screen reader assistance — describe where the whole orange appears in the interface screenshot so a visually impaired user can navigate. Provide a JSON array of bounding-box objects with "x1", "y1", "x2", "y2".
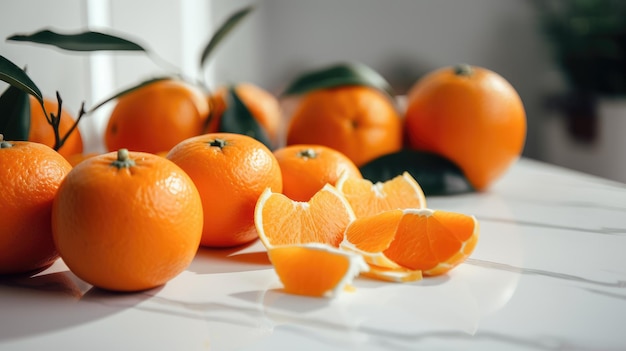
[
  {"x1": 273, "y1": 144, "x2": 362, "y2": 202},
  {"x1": 29, "y1": 96, "x2": 83, "y2": 159},
  {"x1": 51, "y1": 149, "x2": 203, "y2": 292},
  {"x1": 286, "y1": 85, "x2": 403, "y2": 167},
  {"x1": 0, "y1": 136, "x2": 72, "y2": 275},
  {"x1": 104, "y1": 79, "x2": 210, "y2": 154},
  {"x1": 404, "y1": 64, "x2": 526, "y2": 191},
  {"x1": 167, "y1": 133, "x2": 283, "y2": 248},
  {"x1": 207, "y1": 83, "x2": 282, "y2": 146}
]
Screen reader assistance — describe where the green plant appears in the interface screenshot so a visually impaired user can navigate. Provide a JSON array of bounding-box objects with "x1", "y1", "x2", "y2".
[
  {"x1": 536, "y1": 0, "x2": 626, "y2": 96},
  {"x1": 0, "y1": 5, "x2": 260, "y2": 149}
]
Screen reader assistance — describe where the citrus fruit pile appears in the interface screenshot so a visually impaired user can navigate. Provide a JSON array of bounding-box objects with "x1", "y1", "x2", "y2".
[
  {"x1": 1, "y1": 8, "x2": 510, "y2": 299},
  {"x1": 2, "y1": 40, "x2": 515, "y2": 298}
]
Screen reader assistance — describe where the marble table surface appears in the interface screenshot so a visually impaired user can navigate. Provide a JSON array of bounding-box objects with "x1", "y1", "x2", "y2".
[{"x1": 1, "y1": 158, "x2": 625, "y2": 351}]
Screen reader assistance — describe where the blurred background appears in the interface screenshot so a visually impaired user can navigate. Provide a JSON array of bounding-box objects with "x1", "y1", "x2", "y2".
[{"x1": 2, "y1": 0, "x2": 626, "y2": 183}]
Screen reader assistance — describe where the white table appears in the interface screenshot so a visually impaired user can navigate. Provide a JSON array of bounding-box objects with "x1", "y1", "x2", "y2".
[{"x1": 2, "y1": 158, "x2": 625, "y2": 350}]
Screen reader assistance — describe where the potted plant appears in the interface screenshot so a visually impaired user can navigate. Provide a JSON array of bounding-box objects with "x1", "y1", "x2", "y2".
[{"x1": 536, "y1": 0, "x2": 626, "y2": 142}]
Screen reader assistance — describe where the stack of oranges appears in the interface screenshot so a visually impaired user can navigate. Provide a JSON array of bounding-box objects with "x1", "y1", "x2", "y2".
[{"x1": 0, "y1": 63, "x2": 523, "y2": 297}]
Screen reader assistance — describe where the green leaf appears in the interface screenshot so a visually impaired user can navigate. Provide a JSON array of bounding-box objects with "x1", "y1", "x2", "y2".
[
  {"x1": 219, "y1": 87, "x2": 272, "y2": 150},
  {"x1": 359, "y1": 149, "x2": 474, "y2": 196},
  {"x1": 0, "y1": 55, "x2": 43, "y2": 104},
  {"x1": 7, "y1": 29, "x2": 145, "y2": 52},
  {"x1": 0, "y1": 84, "x2": 31, "y2": 141},
  {"x1": 199, "y1": 5, "x2": 254, "y2": 69},
  {"x1": 281, "y1": 62, "x2": 394, "y2": 97},
  {"x1": 88, "y1": 76, "x2": 173, "y2": 113}
]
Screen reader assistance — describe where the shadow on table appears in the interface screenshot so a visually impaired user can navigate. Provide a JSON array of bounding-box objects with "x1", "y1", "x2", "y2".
[
  {"x1": 0, "y1": 269, "x2": 154, "y2": 342},
  {"x1": 187, "y1": 240, "x2": 272, "y2": 274}
]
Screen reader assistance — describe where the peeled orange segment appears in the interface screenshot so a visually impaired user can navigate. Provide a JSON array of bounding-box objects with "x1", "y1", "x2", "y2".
[
  {"x1": 340, "y1": 209, "x2": 404, "y2": 269},
  {"x1": 255, "y1": 184, "x2": 356, "y2": 249},
  {"x1": 386, "y1": 209, "x2": 479, "y2": 276},
  {"x1": 336, "y1": 171, "x2": 426, "y2": 218},
  {"x1": 267, "y1": 243, "x2": 368, "y2": 298},
  {"x1": 343, "y1": 208, "x2": 479, "y2": 276},
  {"x1": 363, "y1": 265, "x2": 423, "y2": 283}
]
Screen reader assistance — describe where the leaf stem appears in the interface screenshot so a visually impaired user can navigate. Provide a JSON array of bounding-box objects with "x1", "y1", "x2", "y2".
[{"x1": 51, "y1": 91, "x2": 63, "y2": 151}]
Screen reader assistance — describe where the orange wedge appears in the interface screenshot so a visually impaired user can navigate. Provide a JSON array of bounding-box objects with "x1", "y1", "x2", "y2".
[
  {"x1": 343, "y1": 208, "x2": 479, "y2": 276},
  {"x1": 255, "y1": 184, "x2": 356, "y2": 249},
  {"x1": 268, "y1": 243, "x2": 368, "y2": 297},
  {"x1": 336, "y1": 171, "x2": 426, "y2": 218}
]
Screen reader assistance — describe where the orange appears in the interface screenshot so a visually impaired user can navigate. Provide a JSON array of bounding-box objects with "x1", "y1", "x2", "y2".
[
  {"x1": 273, "y1": 144, "x2": 362, "y2": 202},
  {"x1": 105, "y1": 79, "x2": 210, "y2": 154},
  {"x1": 51, "y1": 149, "x2": 203, "y2": 292},
  {"x1": 268, "y1": 243, "x2": 368, "y2": 297},
  {"x1": 336, "y1": 171, "x2": 426, "y2": 218},
  {"x1": 28, "y1": 96, "x2": 83, "y2": 159},
  {"x1": 207, "y1": 83, "x2": 282, "y2": 146},
  {"x1": 167, "y1": 133, "x2": 282, "y2": 248},
  {"x1": 65, "y1": 152, "x2": 99, "y2": 167},
  {"x1": 343, "y1": 208, "x2": 479, "y2": 276},
  {"x1": 404, "y1": 64, "x2": 526, "y2": 191},
  {"x1": 286, "y1": 85, "x2": 403, "y2": 167},
  {"x1": 255, "y1": 184, "x2": 355, "y2": 249},
  {"x1": 0, "y1": 136, "x2": 72, "y2": 275}
]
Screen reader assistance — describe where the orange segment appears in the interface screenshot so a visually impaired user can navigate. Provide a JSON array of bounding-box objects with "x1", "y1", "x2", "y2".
[
  {"x1": 343, "y1": 208, "x2": 479, "y2": 276},
  {"x1": 336, "y1": 171, "x2": 426, "y2": 218},
  {"x1": 268, "y1": 243, "x2": 368, "y2": 297},
  {"x1": 340, "y1": 209, "x2": 404, "y2": 269},
  {"x1": 255, "y1": 184, "x2": 355, "y2": 249},
  {"x1": 384, "y1": 209, "x2": 479, "y2": 276}
]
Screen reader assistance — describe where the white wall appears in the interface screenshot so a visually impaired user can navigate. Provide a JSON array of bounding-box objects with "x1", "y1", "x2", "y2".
[
  {"x1": 3, "y1": 0, "x2": 623, "y2": 183},
  {"x1": 210, "y1": 0, "x2": 558, "y2": 163},
  {"x1": 0, "y1": 0, "x2": 212, "y2": 153}
]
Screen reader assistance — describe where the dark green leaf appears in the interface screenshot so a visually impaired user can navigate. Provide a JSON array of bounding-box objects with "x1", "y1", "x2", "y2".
[
  {"x1": 0, "y1": 84, "x2": 31, "y2": 141},
  {"x1": 220, "y1": 87, "x2": 272, "y2": 150},
  {"x1": 8, "y1": 29, "x2": 145, "y2": 52},
  {"x1": 199, "y1": 6, "x2": 254, "y2": 69},
  {"x1": 0, "y1": 55, "x2": 43, "y2": 104},
  {"x1": 281, "y1": 62, "x2": 394, "y2": 97},
  {"x1": 359, "y1": 149, "x2": 474, "y2": 196},
  {"x1": 87, "y1": 76, "x2": 173, "y2": 113}
]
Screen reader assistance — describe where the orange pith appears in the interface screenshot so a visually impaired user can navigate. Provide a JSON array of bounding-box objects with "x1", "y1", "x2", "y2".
[
  {"x1": 363, "y1": 264, "x2": 423, "y2": 283},
  {"x1": 255, "y1": 184, "x2": 355, "y2": 249},
  {"x1": 336, "y1": 171, "x2": 426, "y2": 218}
]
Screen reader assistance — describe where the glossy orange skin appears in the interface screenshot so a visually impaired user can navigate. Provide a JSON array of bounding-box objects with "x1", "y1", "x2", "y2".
[
  {"x1": 29, "y1": 96, "x2": 83, "y2": 159},
  {"x1": 404, "y1": 65, "x2": 527, "y2": 191},
  {"x1": 51, "y1": 150, "x2": 203, "y2": 292},
  {"x1": 207, "y1": 83, "x2": 282, "y2": 147},
  {"x1": 273, "y1": 144, "x2": 362, "y2": 202},
  {"x1": 167, "y1": 133, "x2": 283, "y2": 248},
  {"x1": 105, "y1": 79, "x2": 210, "y2": 154},
  {"x1": 0, "y1": 140, "x2": 72, "y2": 275},
  {"x1": 286, "y1": 85, "x2": 403, "y2": 167}
]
